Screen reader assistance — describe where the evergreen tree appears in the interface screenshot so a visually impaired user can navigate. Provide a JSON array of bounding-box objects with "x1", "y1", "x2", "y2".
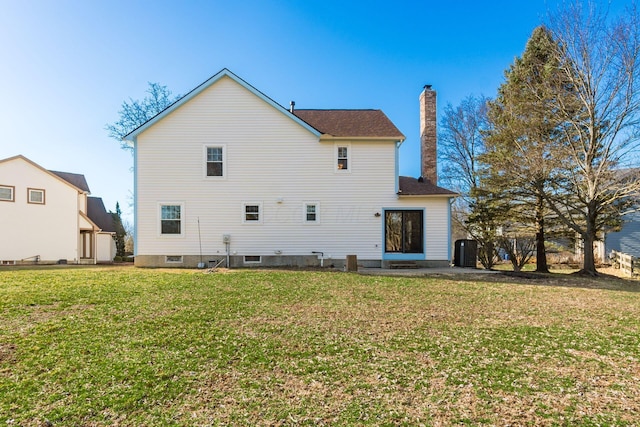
[
  {"x1": 111, "y1": 202, "x2": 126, "y2": 258},
  {"x1": 484, "y1": 26, "x2": 575, "y2": 273}
]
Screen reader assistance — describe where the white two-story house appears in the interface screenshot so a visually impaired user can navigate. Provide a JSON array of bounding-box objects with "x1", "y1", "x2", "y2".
[
  {"x1": 125, "y1": 69, "x2": 455, "y2": 268},
  {"x1": 0, "y1": 155, "x2": 116, "y2": 264}
]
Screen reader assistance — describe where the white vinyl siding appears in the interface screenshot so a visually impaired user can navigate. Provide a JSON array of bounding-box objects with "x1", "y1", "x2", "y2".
[{"x1": 135, "y1": 76, "x2": 451, "y2": 261}]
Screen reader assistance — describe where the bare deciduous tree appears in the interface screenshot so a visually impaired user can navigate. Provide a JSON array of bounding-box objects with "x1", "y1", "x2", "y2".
[
  {"x1": 544, "y1": 2, "x2": 640, "y2": 275},
  {"x1": 106, "y1": 82, "x2": 180, "y2": 151},
  {"x1": 439, "y1": 95, "x2": 499, "y2": 268}
]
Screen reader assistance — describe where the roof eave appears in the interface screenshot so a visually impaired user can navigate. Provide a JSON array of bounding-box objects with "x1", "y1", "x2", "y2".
[
  {"x1": 397, "y1": 193, "x2": 458, "y2": 198},
  {"x1": 319, "y1": 135, "x2": 406, "y2": 142}
]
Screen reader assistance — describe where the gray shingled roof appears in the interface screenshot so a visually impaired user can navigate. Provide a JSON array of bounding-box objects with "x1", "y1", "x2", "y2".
[
  {"x1": 87, "y1": 197, "x2": 116, "y2": 232},
  {"x1": 49, "y1": 170, "x2": 91, "y2": 193},
  {"x1": 398, "y1": 176, "x2": 457, "y2": 196},
  {"x1": 293, "y1": 109, "x2": 405, "y2": 139}
]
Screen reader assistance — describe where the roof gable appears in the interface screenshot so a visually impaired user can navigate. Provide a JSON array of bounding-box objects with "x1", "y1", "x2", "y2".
[
  {"x1": 293, "y1": 109, "x2": 405, "y2": 140},
  {"x1": 87, "y1": 197, "x2": 116, "y2": 233},
  {"x1": 0, "y1": 155, "x2": 87, "y2": 194},
  {"x1": 123, "y1": 68, "x2": 321, "y2": 141},
  {"x1": 49, "y1": 170, "x2": 90, "y2": 193}
]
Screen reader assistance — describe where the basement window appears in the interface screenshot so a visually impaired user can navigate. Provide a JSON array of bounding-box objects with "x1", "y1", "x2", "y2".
[
  {"x1": 244, "y1": 255, "x2": 261, "y2": 263},
  {"x1": 165, "y1": 255, "x2": 183, "y2": 263}
]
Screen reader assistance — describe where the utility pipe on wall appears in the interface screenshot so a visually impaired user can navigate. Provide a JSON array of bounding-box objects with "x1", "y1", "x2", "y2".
[{"x1": 312, "y1": 251, "x2": 324, "y2": 267}]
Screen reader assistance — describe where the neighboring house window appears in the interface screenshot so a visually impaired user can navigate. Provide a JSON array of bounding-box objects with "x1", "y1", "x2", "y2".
[
  {"x1": 28, "y1": 188, "x2": 45, "y2": 204},
  {"x1": 0, "y1": 185, "x2": 14, "y2": 202},
  {"x1": 205, "y1": 145, "x2": 225, "y2": 177},
  {"x1": 160, "y1": 204, "x2": 182, "y2": 235},
  {"x1": 243, "y1": 203, "x2": 262, "y2": 223},
  {"x1": 385, "y1": 210, "x2": 424, "y2": 253},
  {"x1": 304, "y1": 202, "x2": 319, "y2": 223},
  {"x1": 337, "y1": 145, "x2": 350, "y2": 171}
]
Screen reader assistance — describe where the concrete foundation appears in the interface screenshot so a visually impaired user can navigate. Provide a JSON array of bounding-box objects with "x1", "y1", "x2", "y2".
[{"x1": 134, "y1": 254, "x2": 450, "y2": 269}]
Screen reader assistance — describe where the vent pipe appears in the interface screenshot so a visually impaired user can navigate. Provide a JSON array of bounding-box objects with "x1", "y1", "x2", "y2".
[{"x1": 290, "y1": 101, "x2": 295, "y2": 113}]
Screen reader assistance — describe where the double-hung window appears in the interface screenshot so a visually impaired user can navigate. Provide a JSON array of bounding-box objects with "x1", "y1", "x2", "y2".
[
  {"x1": 205, "y1": 146, "x2": 225, "y2": 177},
  {"x1": 337, "y1": 146, "x2": 349, "y2": 170},
  {"x1": 304, "y1": 202, "x2": 319, "y2": 223},
  {"x1": 0, "y1": 185, "x2": 14, "y2": 202},
  {"x1": 160, "y1": 204, "x2": 182, "y2": 235}
]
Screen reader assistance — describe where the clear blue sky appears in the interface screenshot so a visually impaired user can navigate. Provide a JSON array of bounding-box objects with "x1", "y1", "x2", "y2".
[{"x1": 0, "y1": 0, "x2": 622, "y2": 224}]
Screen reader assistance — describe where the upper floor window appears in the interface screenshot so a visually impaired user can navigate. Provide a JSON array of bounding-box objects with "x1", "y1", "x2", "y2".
[
  {"x1": 205, "y1": 145, "x2": 225, "y2": 177},
  {"x1": 0, "y1": 185, "x2": 14, "y2": 202},
  {"x1": 28, "y1": 188, "x2": 45, "y2": 204},
  {"x1": 336, "y1": 144, "x2": 351, "y2": 172},
  {"x1": 160, "y1": 204, "x2": 182, "y2": 235}
]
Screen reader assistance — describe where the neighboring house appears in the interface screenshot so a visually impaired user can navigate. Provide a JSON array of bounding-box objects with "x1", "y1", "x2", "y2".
[
  {"x1": 0, "y1": 155, "x2": 116, "y2": 265},
  {"x1": 124, "y1": 68, "x2": 456, "y2": 268},
  {"x1": 605, "y1": 212, "x2": 640, "y2": 259}
]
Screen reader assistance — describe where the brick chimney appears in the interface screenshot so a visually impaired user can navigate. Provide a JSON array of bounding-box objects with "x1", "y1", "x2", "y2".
[{"x1": 420, "y1": 85, "x2": 437, "y2": 184}]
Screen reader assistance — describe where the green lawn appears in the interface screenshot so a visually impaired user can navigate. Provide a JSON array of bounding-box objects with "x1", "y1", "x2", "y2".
[{"x1": 1, "y1": 266, "x2": 639, "y2": 426}]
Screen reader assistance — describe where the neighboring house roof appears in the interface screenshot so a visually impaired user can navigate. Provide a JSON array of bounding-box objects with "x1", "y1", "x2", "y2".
[
  {"x1": 293, "y1": 109, "x2": 405, "y2": 140},
  {"x1": 87, "y1": 197, "x2": 116, "y2": 233},
  {"x1": 398, "y1": 176, "x2": 458, "y2": 196},
  {"x1": 123, "y1": 68, "x2": 321, "y2": 141},
  {"x1": 49, "y1": 170, "x2": 91, "y2": 193}
]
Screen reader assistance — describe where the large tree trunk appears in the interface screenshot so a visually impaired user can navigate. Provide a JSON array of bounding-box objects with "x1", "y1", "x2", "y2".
[
  {"x1": 581, "y1": 233, "x2": 597, "y2": 276},
  {"x1": 535, "y1": 194, "x2": 549, "y2": 273},
  {"x1": 581, "y1": 210, "x2": 598, "y2": 276}
]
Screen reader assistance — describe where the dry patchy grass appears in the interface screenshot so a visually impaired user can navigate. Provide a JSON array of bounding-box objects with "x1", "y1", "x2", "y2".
[{"x1": 0, "y1": 266, "x2": 639, "y2": 426}]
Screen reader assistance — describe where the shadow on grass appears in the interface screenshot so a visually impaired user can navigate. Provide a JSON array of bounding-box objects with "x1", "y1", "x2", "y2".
[{"x1": 431, "y1": 269, "x2": 640, "y2": 293}]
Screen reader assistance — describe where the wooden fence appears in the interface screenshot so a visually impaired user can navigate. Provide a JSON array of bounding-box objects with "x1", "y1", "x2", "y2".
[{"x1": 611, "y1": 250, "x2": 636, "y2": 277}]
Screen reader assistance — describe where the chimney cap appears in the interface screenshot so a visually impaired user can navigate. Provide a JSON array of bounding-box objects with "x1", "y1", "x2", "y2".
[{"x1": 424, "y1": 84, "x2": 433, "y2": 90}]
